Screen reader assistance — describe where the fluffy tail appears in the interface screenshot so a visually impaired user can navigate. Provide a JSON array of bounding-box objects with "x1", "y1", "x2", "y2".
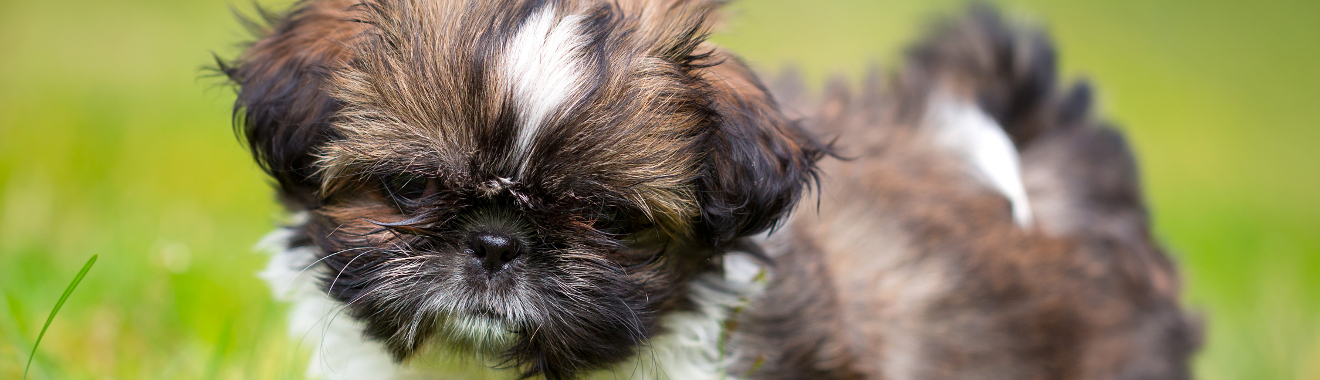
[
  {"x1": 900, "y1": 4, "x2": 1093, "y2": 147},
  {"x1": 900, "y1": 5, "x2": 1154, "y2": 240},
  {"x1": 900, "y1": 5, "x2": 1084, "y2": 227}
]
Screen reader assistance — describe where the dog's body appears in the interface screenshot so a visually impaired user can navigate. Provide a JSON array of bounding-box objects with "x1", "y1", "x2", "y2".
[
  {"x1": 726, "y1": 10, "x2": 1202, "y2": 379},
  {"x1": 223, "y1": 1, "x2": 1199, "y2": 379}
]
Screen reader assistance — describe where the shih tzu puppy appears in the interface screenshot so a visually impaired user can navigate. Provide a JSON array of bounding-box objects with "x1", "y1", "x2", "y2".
[{"x1": 219, "y1": 1, "x2": 1199, "y2": 379}]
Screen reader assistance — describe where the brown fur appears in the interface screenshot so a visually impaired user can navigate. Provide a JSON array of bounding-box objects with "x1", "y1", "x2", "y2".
[
  {"x1": 730, "y1": 6, "x2": 1200, "y2": 380},
  {"x1": 221, "y1": 0, "x2": 366, "y2": 208}
]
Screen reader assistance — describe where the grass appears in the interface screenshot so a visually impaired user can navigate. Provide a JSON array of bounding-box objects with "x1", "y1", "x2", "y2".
[
  {"x1": 22, "y1": 254, "x2": 96, "y2": 380},
  {"x1": 1, "y1": 0, "x2": 1317, "y2": 379}
]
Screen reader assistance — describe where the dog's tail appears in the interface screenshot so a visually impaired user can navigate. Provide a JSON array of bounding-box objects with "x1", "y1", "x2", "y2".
[
  {"x1": 899, "y1": 4, "x2": 1093, "y2": 146},
  {"x1": 893, "y1": 5, "x2": 1096, "y2": 227},
  {"x1": 899, "y1": 4, "x2": 1161, "y2": 240}
]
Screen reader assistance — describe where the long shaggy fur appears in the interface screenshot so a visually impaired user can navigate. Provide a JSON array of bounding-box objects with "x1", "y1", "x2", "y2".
[{"x1": 220, "y1": 2, "x2": 1196, "y2": 379}]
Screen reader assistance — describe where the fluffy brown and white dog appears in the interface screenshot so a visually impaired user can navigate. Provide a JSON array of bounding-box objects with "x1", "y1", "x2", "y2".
[{"x1": 219, "y1": 1, "x2": 1199, "y2": 379}]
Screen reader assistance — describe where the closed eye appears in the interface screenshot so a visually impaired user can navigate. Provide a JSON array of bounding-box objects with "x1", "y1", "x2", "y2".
[{"x1": 382, "y1": 173, "x2": 438, "y2": 209}]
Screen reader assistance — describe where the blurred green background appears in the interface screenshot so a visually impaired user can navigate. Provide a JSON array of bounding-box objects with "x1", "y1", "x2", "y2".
[{"x1": 0, "y1": 0, "x2": 1315, "y2": 378}]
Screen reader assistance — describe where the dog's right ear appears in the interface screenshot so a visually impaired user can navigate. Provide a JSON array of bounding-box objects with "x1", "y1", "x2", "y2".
[{"x1": 217, "y1": 0, "x2": 365, "y2": 209}]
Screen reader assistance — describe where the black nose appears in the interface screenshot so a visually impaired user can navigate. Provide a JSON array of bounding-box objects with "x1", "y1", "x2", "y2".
[{"x1": 468, "y1": 232, "x2": 522, "y2": 273}]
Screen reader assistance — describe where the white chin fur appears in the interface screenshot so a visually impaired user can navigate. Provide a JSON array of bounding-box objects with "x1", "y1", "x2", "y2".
[
  {"x1": 258, "y1": 214, "x2": 765, "y2": 380},
  {"x1": 927, "y1": 94, "x2": 1034, "y2": 227}
]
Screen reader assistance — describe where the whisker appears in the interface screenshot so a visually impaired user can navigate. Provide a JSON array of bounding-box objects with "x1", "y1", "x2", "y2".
[
  {"x1": 281, "y1": 246, "x2": 376, "y2": 294},
  {"x1": 327, "y1": 248, "x2": 380, "y2": 295}
]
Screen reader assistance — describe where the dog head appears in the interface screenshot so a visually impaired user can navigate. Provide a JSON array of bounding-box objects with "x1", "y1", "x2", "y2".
[{"x1": 220, "y1": 0, "x2": 821, "y2": 377}]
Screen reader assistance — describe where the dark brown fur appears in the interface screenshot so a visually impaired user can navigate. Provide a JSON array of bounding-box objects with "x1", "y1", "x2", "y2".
[{"x1": 729, "y1": 6, "x2": 1200, "y2": 380}]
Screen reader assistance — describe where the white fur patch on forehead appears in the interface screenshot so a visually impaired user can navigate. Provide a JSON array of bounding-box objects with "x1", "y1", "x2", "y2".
[
  {"x1": 501, "y1": 6, "x2": 591, "y2": 171},
  {"x1": 928, "y1": 94, "x2": 1034, "y2": 227}
]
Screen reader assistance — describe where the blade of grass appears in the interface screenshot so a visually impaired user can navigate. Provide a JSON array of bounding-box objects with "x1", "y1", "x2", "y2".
[{"x1": 21, "y1": 254, "x2": 97, "y2": 380}]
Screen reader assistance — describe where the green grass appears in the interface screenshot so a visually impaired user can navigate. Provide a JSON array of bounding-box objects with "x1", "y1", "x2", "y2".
[
  {"x1": 22, "y1": 254, "x2": 95, "y2": 380},
  {"x1": 1, "y1": 0, "x2": 1316, "y2": 379}
]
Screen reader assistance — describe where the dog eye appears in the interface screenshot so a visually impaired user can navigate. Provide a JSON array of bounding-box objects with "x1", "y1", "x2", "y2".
[
  {"x1": 383, "y1": 173, "x2": 436, "y2": 204},
  {"x1": 597, "y1": 209, "x2": 656, "y2": 236}
]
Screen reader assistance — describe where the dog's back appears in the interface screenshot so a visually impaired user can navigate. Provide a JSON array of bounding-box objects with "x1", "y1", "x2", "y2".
[{"x1": 731, "y1": 7, "x2": 1201, "y2": 379}]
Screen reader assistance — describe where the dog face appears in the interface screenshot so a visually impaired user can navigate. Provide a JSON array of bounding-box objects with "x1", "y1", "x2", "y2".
[{"x1": 220, "y1": 0, "x2": 821, "y2": 377}]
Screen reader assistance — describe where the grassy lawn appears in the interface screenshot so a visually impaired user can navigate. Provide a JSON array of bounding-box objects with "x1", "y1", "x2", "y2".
[{"x1": 2, "y1": 0, "x2": 1316, "y2": 378}]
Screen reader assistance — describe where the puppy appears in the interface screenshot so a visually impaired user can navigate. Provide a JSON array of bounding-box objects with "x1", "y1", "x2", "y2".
[{"x1": 220, "y1": 1, "x2": 1198, "y2": 379}]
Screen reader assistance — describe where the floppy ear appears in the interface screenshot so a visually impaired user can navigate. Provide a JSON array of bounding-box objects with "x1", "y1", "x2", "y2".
[
  {"x1": 691, "y1": 48, "x2": 826, "y2": 244},
  {"x1": 218, "y1": 0, "x2": 365, "y2": 209}
]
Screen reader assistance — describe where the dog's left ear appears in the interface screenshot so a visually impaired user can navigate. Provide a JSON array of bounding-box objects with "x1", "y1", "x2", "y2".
[{"x1": 691, "y1": 49, "x2": 826, "y2": 244}]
